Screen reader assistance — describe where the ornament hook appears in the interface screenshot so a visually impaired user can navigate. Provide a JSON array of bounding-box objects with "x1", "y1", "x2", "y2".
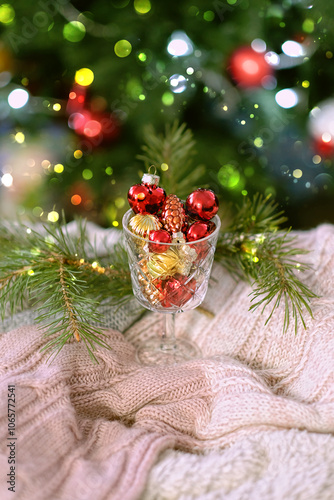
[{"x1": 148, "y1": 165, "x2": 157, "y2": 175}]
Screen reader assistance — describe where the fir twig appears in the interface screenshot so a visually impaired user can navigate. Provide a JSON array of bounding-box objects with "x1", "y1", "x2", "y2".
[
  {"x1": 215, "y1": 194, "x2": 317, "y2": 333},
  {"x1": 0, "y1": 218, "x2": 132, "y2": 362},
  {"x1": 137, "y1": 120, "x2": 206, "y2": 197}
]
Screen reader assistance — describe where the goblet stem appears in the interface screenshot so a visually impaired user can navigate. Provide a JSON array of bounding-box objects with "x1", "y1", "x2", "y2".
[{"x1": 161, "y1": 313, "x2": 177, "y2": 351}]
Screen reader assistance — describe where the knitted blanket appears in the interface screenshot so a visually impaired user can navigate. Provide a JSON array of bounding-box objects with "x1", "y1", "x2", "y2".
[{"x1": 1, "y1": 224, "x2": 334, "y2": 500}]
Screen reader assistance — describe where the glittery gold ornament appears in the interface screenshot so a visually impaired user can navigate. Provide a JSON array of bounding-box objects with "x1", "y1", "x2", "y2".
[
  {"x1": 171, "y1": 234, "x2": 197, "y2": 275},
  {"x1": 128, "y1": 213, "x2": 161, "y2": 238},
  {"x1": 137, "y1": 259, "x2": 165, "y2": 305},
  {"x1": 147, "y1": 247, "x2": 181, "y2": 280}
]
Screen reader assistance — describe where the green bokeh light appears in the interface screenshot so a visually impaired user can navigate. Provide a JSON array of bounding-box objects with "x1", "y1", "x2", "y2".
[
  {"x1": 134, "y1": 0, "x2": 151, "y2": 14},
  {"x1": 218, "y1": 164, "x2": 243, "y2": 189},
  {"x1": 63, "y1": 21, "x2": 86, "y2": 42},
  {"x1": 161, "y1": 91, "x2": 174, "y2": 106},
  {"x1": 82, "y1": 169, "x2": 93, "y2": 180},
  {"x1": 138, "y1": 52, "x2": 147, "y2": 62},
  {"x1": 203, "y1": 11, "x2": 214, "y2": 21},
  {"x1": 114, "y1": 39, "x2": 132, "y2": 57},
  {"x1": 302, "y1": 19, "x2": 314, "y2": 33}
]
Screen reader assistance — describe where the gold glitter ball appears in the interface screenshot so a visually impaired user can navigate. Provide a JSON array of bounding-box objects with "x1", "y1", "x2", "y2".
[{"x1": 128, "y1": 213, "x2": 161, "y2": 238}]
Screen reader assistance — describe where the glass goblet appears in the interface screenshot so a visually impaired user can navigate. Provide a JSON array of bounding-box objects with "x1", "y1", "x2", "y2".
[{"x1": 122, "y1": 209, "x2": 221, "y2": 365}]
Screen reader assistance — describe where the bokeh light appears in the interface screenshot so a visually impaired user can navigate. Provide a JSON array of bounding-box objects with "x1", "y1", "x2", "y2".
[
  {"x1": 63, "y1": 21, "x2": 86, "y2": 42},
  {"x1": 47, "y1": 211, "x2": 59, "y2": 222},
  {"x1": 1, "y1": 173, "x2": 13, "y2": 187},
  {"x1": 0, "y1": 4, "x2": 15, "y2": 24},
  {"x1": 251, "y1": 38, "x2": 266, "y2": 53},
  {"x1": 162, "y1": 91, "x2": 174, "y2": 106},
  {"x1": 218, "y1": 164, "x2": 242, "y2": 189},
  {"x1": 114, "y1": 39, "x2": 132, "y2": 57},
  {"x1": 8, "y1": 89, "x2": 29, "y2": 109},
  {"x1": 74, "y1": 150, "x2": 83, "y2": 159},
  {"x1": 54, "y1": 164, "x2": 64, "y2": 173},
  {"x1": 71, "y1": 194, "x2": 82, "y2": 205},
  {"x1": 82, "y1": 169, "x2": 93, "y2": 180},
  {"x1": 281, "y1": 40, "x2": 305, "y2": 57},
  {"x1": 169, "y1": 74, "x2": 187, "y2": 93},
  {"x1": 84, "y1": 120, "x2": 102, "y2": 137},
  {"x1": 75, "y1": 68, "x2": 94, "y2": 86},
  {"x1": 167, "y1": 31, "x2": 193, "y2": 56},
  {"x1": 14, "y1": 132, "x2": 25, "y2": 143},
  {"x1": 275, "y1": 88, "x2": 298, "y2": 108},
  {"x1": 134, "y1": 0, "x2": 151, "y2": 14}
]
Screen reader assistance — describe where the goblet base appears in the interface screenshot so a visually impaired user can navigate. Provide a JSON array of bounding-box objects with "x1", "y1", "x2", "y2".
[{"x1": 136, "y1": 337, "x2": 201, "y2": 366}]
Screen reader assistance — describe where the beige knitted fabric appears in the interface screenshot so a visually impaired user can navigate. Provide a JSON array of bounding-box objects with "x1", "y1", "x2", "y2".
[{"x1": 1, "y1": 224, "x2": 334, "y2": 500}]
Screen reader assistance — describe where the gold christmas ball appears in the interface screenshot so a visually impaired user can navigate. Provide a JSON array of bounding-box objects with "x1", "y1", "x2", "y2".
[
  {"x1": 128, "y1": 213, "x2": 161, "y2": 238},
  {"x1": 147, "y1": 247, "x2": 181, "y2": 280}
]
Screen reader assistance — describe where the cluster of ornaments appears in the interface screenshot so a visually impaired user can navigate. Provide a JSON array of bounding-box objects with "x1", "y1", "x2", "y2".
[{"x1": 127, "y1": 171, "x2": 219, "y2": 309}]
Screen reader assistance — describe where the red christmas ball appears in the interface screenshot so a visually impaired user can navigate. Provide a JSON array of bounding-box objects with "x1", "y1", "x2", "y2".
[
  {"x1": 149, "y1": 229, "x2": 172, "y2": 253},
  {"x1": 127, "y1": 184, "x2": 166, "y2": 214},
  {"x1": 161, "y1": 274, "x2": 196, "y2": 308},
  {"x1": 186, "y1": 189, "x2": 219, "y2": 221},
  {"x1": 228, "y1": 46, "x2": 273, "y2": 88},
  {"x1": 186, "y1": 221, "x2": 216, "y2": 242},
  {"x1": 147, "y1": 185, "x2": 166, "y2": 212}
]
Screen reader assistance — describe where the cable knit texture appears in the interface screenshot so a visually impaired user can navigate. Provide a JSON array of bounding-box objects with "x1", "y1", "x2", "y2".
[{"x1": 1, "y1": 224, "x2": 334, "y2": 500}]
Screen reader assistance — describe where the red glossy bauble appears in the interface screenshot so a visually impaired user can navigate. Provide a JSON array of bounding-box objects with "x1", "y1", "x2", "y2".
[
  {"x1": 127, "y1": 184, "x2": 166, "y2": 214},
  {"x1": 161, "y1": 274, "x2": 196, "y2": 308},
  {"x1": 228, "y1": 46, "x2": 273, "y2": 88},
  {"x1": 149, "y1": 229, "x2": 172, "y2": 253},
  {"x1": 186, "y1": 221, "x2": 216, "y2": 242},
  {"x1": 186, "y1": 189, "x2": 219, "y2": 221}
]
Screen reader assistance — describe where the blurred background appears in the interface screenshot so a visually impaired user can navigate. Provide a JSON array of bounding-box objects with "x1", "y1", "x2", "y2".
[{"x1": 0, "y1": 0, "x2": 333, "y2": 229}]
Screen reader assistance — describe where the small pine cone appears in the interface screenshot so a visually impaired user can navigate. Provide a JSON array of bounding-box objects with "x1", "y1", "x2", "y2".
[{"x1": 161, "y1": 194, "x2": 185, "y2": 234}]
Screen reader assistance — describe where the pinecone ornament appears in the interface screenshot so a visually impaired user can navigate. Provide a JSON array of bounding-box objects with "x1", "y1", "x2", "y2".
[{"x1": 161, "y1": 194, "x2": 186, "y2": 235}]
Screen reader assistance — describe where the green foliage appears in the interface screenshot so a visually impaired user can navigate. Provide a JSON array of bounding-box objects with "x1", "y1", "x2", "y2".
[
  {"x1": 0, "y1": 219, "x2": 132, "y2": 362},
  {"x1": 137, "y1": 121, "x2": 207, "y2": 198},
  {"x1": 215, "y1": 194, "x2": 317, "y2": 333}
]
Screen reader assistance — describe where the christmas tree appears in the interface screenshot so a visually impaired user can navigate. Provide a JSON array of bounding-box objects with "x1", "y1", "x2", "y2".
[{"x1": 0, "y1": 0, "x2": 333, "y2": 228}]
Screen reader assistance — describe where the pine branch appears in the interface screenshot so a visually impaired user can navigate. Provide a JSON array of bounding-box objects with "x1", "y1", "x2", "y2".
[
  {"x1": 215, "y1": 195, "x2": 317, "y2": 333},
  {"x1": 0, "y1": 219, "x2": 132, "y2": 362},
  {"x1": 137, "y1": 120, "x2": 206, "y2": 197}
]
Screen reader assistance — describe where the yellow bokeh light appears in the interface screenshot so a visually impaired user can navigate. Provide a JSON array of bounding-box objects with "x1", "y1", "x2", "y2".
[
  {"x1": 293, "y1": 169, "x2": 303, "y2": 178},
  {"x1": 312, "y1": 155, "x2": 321, "y2": 164},
  {"x1": 75, "y1": 68, "x2": 94, "y2": 86},
  {"x1": 27, "y1": 269, "x2": 35, "y2": 276},
  {"x1": 53, "y1": 103, "x2": 61, "y2": 111},
  {"x1": 112, "y1": 221, "x2": 119, "y2": 227},
  {"x1": 54, "y1": 164, "x2": 64, "y2": 173},
  {"x1": 0, "y1": 4, "x2": 15, "y2": 24},
  {"x1": 74, "y1": 149, "x2": 83, "y2": 159},
  {"x1": 134, "y1": 0, "x2": 151, "y2": 14},
  {"x1": 48, "y1": 211, "x2": 59, "y2": 222},
  {"x1": 161, "y1": 163, "x2": 169, "y2": 171},
  {"x1": 302, "y1": 80, "x2": 310, "y2": 88},
  {"x1": 15, "y1": 132, "x2": 25, "y2": 144},
  {"x1": 114, "y1": 39, "x2": 132, "y2": 58},
  {"x1": 254, "y1": 137, "x2": 263, "y2": 148}
]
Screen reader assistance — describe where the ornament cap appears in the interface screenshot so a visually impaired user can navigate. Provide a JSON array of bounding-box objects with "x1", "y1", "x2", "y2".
[{"x1": 142, "y1": 166, "x2": 160, "y2": 187}]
